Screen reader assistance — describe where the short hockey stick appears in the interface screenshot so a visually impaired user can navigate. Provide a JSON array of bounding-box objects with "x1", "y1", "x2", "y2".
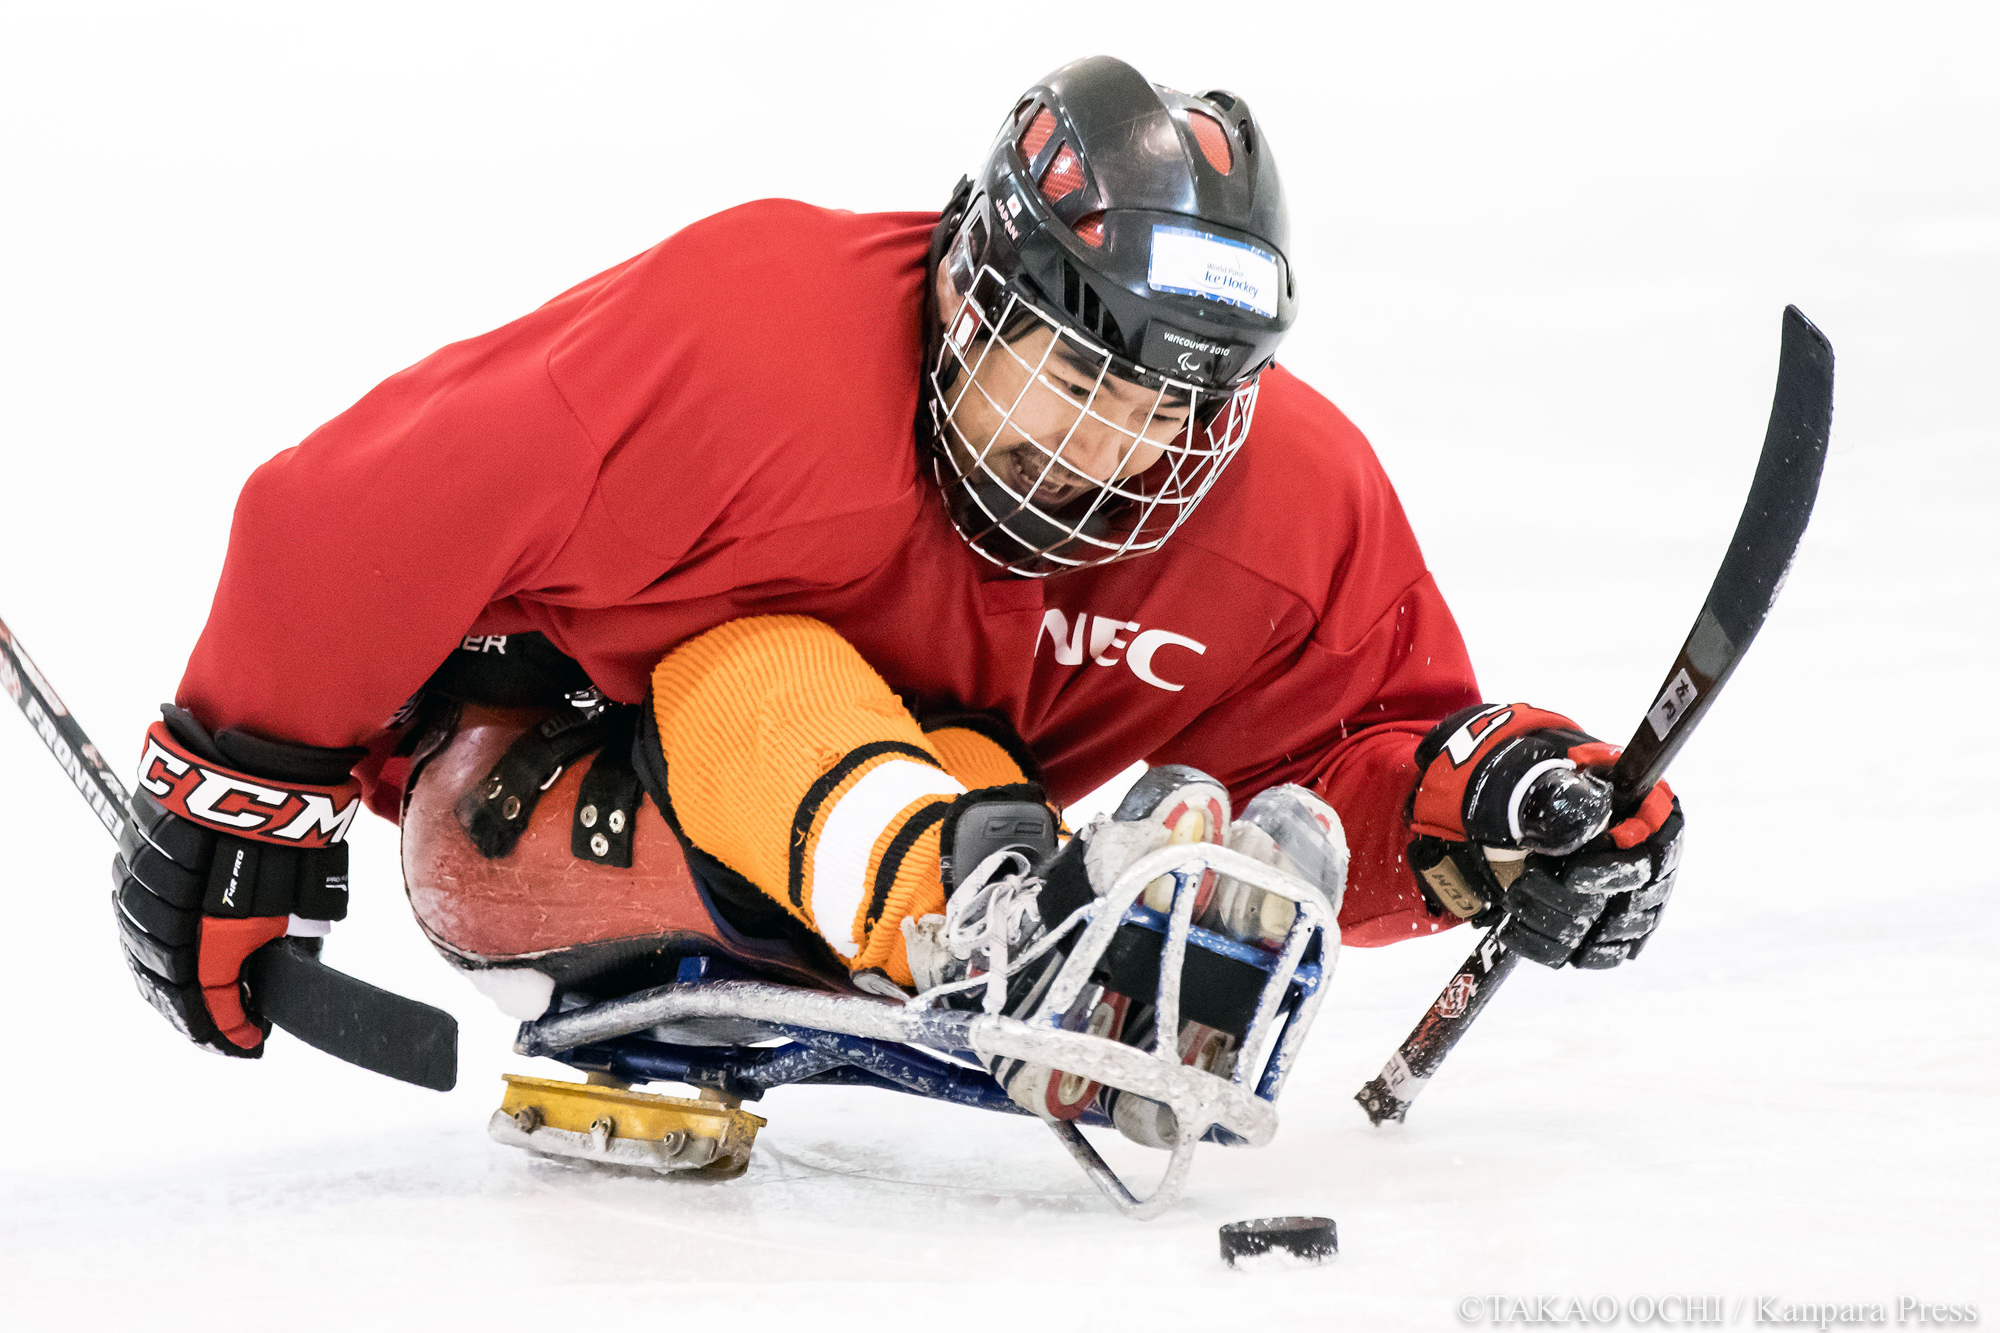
[
  {"x1": 0, "y1": 615, "x2": 458, "y2": 1090},
  {"x1": 1356, "y1": 305, "x2": 1834, "y2": 1125}
]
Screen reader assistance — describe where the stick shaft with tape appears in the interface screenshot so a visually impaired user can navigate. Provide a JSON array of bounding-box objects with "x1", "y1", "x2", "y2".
[
  {"x1": 1, "y1": 615, "x2": 457, "y2": 1090},
  {"x1": 1355, "y1": 931, "x2": 1519, "y2": 1123},
  {"x1": 1357, "y1": 307, "x2": 1834, "y2": 1126},
  {"x1": 0, "y1": 619, "x2": 131, "y2": 841}
]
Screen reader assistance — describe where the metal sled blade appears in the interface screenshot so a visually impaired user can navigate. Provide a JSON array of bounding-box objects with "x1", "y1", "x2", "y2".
[{"x1": 489, "y1": 1073, "x2": 764, "y2": 1174}]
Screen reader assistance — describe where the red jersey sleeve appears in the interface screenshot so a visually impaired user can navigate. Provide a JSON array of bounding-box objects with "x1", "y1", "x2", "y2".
[
  {"x1": 176, "y1": 284, "x2": 617, "y2": 751},
  {"x1": 176, "y1": 202, "x2": 939, "y2": 757}
]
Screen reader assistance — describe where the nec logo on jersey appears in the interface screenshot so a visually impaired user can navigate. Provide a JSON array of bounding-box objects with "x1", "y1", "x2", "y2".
[
  {"x1": 1035, "y1": 608, "x2": 1206, "y2": 692},
  {"x1": 135, "y1": 721, "x2": 359, "y2": 848},
  {"x1": 1442, "y1": 704, "x2": 1514, "y2": 766}
]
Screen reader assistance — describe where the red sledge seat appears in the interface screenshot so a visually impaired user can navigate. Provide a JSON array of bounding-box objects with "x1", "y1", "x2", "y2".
[{"x1": 400, "y1": 704, "x2": 831, "y2": 994}]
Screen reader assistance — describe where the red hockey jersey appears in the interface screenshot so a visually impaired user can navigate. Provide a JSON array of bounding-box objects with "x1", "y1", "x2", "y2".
[{"x1": 178, "y1": 200, "x2": 1481, "y2": 947}]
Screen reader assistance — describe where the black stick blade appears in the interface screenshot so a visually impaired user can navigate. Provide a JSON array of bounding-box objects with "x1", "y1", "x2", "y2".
[
  {"x1": 1612, "y1": 306, "x2": 1834, "y2": 802},
  {"x1": 248, "y1": 940, "x2": 459, "y2": 1091},
  {"x1": 1708, "y1": 307, "x2": 1834, "y2": 646}
]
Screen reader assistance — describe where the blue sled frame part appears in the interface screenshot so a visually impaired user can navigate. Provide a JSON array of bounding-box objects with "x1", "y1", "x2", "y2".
[{"x1": 513, "y1": 840, "x2": 1339, "y2": 1219}]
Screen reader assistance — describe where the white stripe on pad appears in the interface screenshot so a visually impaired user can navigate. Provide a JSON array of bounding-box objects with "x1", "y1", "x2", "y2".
[{"x1": 810, "y1": 760, "x2": 965, "y2": 958}]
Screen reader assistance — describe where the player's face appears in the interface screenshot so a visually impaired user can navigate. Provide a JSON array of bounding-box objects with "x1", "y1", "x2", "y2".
[{"x1": 933, "y1": 264, "x2": 1192, "y2": 509}]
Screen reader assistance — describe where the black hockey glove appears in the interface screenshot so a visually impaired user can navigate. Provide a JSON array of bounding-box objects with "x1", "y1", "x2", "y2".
[
  {"x1": 112, "y1": 706, "x2": 366, "y2": 1055},
  {"x1": 1406, "y1": 703, "x2": 1681, "y2": 969}
]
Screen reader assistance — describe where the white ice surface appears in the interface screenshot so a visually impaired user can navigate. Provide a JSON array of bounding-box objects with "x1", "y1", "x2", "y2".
[{"x1": 1, "y1": 4, "x2": 1996, "y2": 1329}]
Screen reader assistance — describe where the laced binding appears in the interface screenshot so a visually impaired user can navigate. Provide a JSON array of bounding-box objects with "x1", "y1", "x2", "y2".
[{"x1": 906, "y1": 846, "x2": 1097, "y2": 1016}]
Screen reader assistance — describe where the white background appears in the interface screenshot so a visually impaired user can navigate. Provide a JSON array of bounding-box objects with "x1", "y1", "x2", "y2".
[{"x1": 1, "y1": 3, "x2": 1994, "y2": 1329}]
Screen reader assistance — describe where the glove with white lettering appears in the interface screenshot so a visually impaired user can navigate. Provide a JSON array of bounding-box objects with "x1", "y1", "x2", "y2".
[
  {"x1": 112, "y1": 705, "x2": 366, "y2": 1055},
  {"x1": 1406, "y1": 703, "x2": 1681, "y2": 969}
]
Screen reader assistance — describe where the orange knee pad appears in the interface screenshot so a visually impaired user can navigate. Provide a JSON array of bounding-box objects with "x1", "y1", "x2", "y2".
[{"x1": 651, "y1": 616, "x2": 1034, "y2": 984}]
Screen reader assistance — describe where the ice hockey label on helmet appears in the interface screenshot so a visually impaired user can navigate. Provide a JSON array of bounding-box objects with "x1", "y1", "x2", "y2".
[{"x1": 1147, "y1": 225, "x2": 1279, "y2": 318}]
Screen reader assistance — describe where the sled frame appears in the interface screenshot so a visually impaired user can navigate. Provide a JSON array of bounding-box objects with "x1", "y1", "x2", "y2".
[{"x1": 514, "y1": 843, "x2": 1336, "y2": 1219}]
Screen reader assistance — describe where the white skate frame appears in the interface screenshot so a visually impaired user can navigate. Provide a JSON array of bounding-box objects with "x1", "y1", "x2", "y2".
[{"x1": 515, "y1": 842, "x2": 1337, "y2": 1220}]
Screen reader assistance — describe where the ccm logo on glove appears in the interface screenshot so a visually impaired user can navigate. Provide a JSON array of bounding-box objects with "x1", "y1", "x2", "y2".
[
  {"x1": 115, "y1": 709, "x2": 364, "y2": 1057},
  {"x1": 1437, "y1": 704, "x2": 1515, "y2": 765},
  {"x1": 136, "y1": 721, "x2": 359, "y2": 847}
]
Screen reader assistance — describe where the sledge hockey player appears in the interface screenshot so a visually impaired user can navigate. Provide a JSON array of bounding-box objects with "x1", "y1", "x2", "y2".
[{"x1": 110, "y1": 56, "x2": 1681, "y2": 1133}]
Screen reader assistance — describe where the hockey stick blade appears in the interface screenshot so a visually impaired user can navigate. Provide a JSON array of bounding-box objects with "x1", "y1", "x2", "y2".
[
  {"x1": 1357, "y1": 306, "x2": 1834, "y2": 1127},
  {"x1": 249, "y1": 940, "x2": 458, "y2": 1091},
  {"x1": 1, "y1": 615, "x2": 459, "y2": 1090},
  {"x1": 1610, "y1": 305, "x2": 1834, "y2": 806}
]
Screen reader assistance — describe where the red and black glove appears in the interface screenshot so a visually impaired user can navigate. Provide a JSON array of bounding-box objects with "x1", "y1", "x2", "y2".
[
  {"x1": 1407, "y1": 703, "x2": 1681, "y2": 969},
  {"x1": 112, "y1": 706, "x2": 366, "y2": 1055}
]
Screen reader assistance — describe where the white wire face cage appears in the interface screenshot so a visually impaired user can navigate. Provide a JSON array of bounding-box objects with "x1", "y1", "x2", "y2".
[{"x1": 927, "y1": 264, "x2": 1261, "y2": 578}]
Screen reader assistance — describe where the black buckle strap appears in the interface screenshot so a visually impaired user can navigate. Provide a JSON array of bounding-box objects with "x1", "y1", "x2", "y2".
[
  {"x1": 571, "y1": 708, "x2": 641, "y2": 869},
  {"x1": 454, "y1": 704, "x2": 620, "y2": 859}
]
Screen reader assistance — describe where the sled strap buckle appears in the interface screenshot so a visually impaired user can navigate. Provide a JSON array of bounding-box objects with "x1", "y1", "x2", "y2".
[
  {"x1": 454, "y1": 703, "x2": 620, "y2": 859},
  {"x1": 572, "y1": 709, "x2": 642, "y2": 868}
]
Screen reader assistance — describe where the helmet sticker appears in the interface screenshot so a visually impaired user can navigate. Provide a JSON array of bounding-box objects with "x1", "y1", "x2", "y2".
[
  {"x1": 1136, "y1": 322, "x2": 1246, "y2": 385},
  {"x1": 1146, "y1": 225, "x2": 1279, "y2": 319}
]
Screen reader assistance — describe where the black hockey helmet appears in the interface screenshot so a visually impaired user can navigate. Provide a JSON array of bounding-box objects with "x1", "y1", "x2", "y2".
[
  {"x1": 927, "y1": 56, "x2": 1298, "y2": 576},
  {"x1": 950, "y1": 56, "x2": 1295, "y2": 388}
]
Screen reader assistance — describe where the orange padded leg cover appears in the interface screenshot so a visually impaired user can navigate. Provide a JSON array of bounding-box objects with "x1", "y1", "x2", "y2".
[
  {"x1": 922, "y1": 722, "x2": 1032, "y2": 792},
  {"x1": 654, "y1": 617, "x2": 1023, "y2": 985}
]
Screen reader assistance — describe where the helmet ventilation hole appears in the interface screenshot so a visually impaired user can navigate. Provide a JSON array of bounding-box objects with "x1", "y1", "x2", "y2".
[
  {"x1": 1018, "y1": 108, "x2": 1056, "y2": 165},
  {"x1": 1055, "y1": 256, "x2": 1121, "y2": 347},
  {"x1": 1187, "y1": 112, "x2": 1232, "y2": 173},
  {"x1": 1039, "y1": 141, "x2": 1085, "y2": 201},
  {"x1": 1073, "y1": 213, "x2": 1106, "y2": 248}
]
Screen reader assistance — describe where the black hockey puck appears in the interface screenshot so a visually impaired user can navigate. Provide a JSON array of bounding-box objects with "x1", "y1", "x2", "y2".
[{"x1": 1218, "y1": 1215, "x2": 1338, "y2": 1269}]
